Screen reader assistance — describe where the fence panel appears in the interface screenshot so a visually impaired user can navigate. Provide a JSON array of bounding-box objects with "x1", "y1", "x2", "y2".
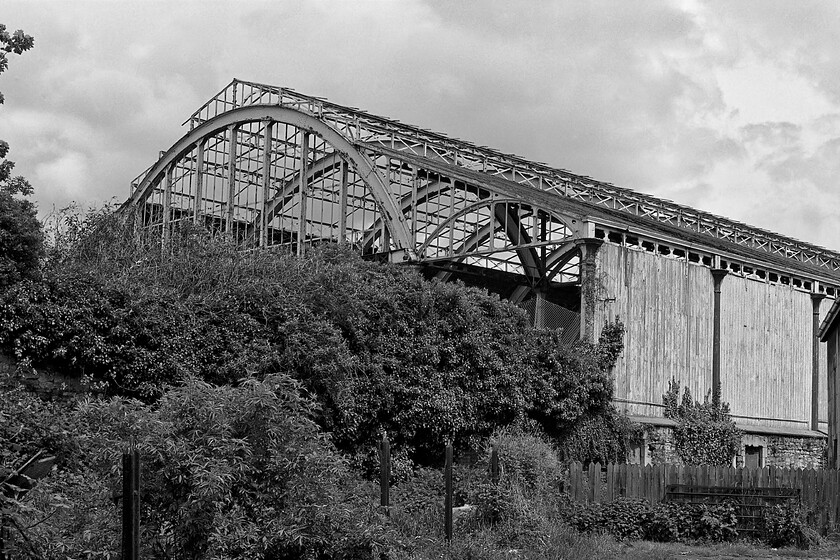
[{"x1": 565, "y1": 462, "x2": 840, "y2": 532}]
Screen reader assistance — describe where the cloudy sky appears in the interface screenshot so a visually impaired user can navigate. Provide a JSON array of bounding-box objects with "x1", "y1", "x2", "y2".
[{"x1": 2, "y1": 0, "x2": 839, "y2": 251}]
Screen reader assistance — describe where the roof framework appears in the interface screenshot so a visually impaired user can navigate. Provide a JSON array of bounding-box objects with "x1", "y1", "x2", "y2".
[{"x1": 124, "y1": 78, "x2": 840, "y2": 298}]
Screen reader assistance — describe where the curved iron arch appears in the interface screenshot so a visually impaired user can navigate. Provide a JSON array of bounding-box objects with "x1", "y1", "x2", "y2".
[{"x1": 125, "y1": 104, "x2": 414, "y2": 255}]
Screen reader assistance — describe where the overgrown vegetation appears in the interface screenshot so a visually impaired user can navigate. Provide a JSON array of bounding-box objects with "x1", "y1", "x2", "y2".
[
  {"x1": 663, "y1": 379, "x2": 742, "y2": 466},
  {"x1": 1, "y1": 209, "x2": 634, "y2": 469}
]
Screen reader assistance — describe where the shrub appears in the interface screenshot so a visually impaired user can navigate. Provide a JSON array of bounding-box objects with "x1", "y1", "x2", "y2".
[
  {"x1": 487, "y1": 426, "x2": 563, "y2": 494},
  {"x1": 561, "y1": 498, "x2": 738, "y2": 543},
  {"x1": 13, "y1": 210, "x2": 628, "y2": 469},
  {"x1": 7, "y1": 375, "x2": 395, "y2": 560},
  {"x1": 663, "y1": 379, "x2": 742, "y2": 466},
  {"x1": 763, "y1": 503, "x2": 819, "y2": 549},
  {"x1": 562, "y1": 498, "x2": 649, "y2": 540},
  {"x1": 560, "y1": 408, "x2": 642, "y2": 465}
]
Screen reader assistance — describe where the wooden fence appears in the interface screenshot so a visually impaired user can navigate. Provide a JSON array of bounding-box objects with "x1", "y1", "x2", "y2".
[{"x1": 567, "y1": 462, "x2": 840, "y2": 531}]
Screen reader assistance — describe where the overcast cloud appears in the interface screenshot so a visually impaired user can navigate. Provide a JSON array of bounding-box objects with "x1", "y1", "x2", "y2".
[{"x1": 1, "y1": 0, "x2": 839, "y2": 251}]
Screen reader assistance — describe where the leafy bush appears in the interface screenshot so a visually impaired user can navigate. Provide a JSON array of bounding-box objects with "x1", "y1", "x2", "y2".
[
  {"x1": 487, "y1": 426, "x2": 563, "y2": 493},
  {"x1": 391, "y1": 468, "x2": 445, "y2": 517},
  {"x1": 7, "y1": 211, "x2": 627, "y2": 469},
  {"x1": 762, "y1": 503, "x2": 819, "y2": 549},
  {"x1": 663, "y1": 379, "x2": 742, "y2": 466},
  {"x1": 561, "y1": 498, "x2": 738, "y2": 543},
  {"x1": 6, "y1": 374, "x2": 395, "y2": 560},
  {"x1": 563, "y1": 498, "x2": 648, "y2": 540},
  {"x1": 561, "y1": 408, "x2": 642, "y2": 465}
]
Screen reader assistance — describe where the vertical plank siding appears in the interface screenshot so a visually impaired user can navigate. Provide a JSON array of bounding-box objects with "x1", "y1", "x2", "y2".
[
  {"x1": 567, "y1": 462, "x2": 840, "y2": 531},
  {"x1": 826, "y1": 324, "x2": 839, "y2": 467},
  {"x1": 597, "y1": 244, "x2": 712, "y2": 418},
  {"x1": 596, "y1": 243, "x2": 834, "y2": 431},
  {"x1": 720, "y1": 275, "x2": 811, "y2": 428}
]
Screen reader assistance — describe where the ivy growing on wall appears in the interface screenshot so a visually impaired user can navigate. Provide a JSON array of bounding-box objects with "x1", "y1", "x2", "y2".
[{"x1": 663, "y1": 379, "x2": 742, "y2": 466}]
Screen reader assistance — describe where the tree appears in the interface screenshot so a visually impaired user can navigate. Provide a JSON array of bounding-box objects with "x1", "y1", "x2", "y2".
[{"x1": 0, "y1": 24, "x2": 41, "y2": 286}]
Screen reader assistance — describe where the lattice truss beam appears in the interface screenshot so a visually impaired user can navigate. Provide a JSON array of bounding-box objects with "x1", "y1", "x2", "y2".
[
  {"x1": 126, "y1": 104, "x2": 584, "y2": 287},
  {"x1": 126, "y1": 78, "x2": 840, "y2": 288}
]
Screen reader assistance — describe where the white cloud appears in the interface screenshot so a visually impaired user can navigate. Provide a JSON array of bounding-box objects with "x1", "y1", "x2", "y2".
[
  {"x1": 34, "y1": 152, "x2": 90, "y2": 200},
  {"x1": 0, "y1": 0, "x2": 838, "y2": 251}
]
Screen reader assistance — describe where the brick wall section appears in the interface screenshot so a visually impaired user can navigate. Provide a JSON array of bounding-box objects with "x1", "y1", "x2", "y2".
[{"x1": 641, "y1": 425, "x2": 826, "y2": 468}]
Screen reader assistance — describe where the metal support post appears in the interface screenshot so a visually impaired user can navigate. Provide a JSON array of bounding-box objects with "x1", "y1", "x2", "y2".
[
  {"x1": 812, "y1": 292, "x2": 826, "y2": 431},
  {"x1": 338, "y1": 160, "x2": 348, "y2": 244},
  {"x1": 410, "y1": 165, "x2": 418, "y2": 246},
  {"x1": 711, "y1": 268, "x2": 728, "y2": 397},
  {"x1": 579, "y1": 238, "x2": 604, "y2": 342},
  {"x1": 296, "y1": 132, "x2": 310, "y2": 256},
  {"x1": 161, "y1": 164, "x2": 173, "y2": 246},
  {"x1": 193, "y1": 139, "x2": 205, "y2": 225},
  {"x1": 226, "y1": 125, "x2": 237, "y2": 235},
  {"x1": 260, "y1": 121, "x2": 273, "y2": 247}
]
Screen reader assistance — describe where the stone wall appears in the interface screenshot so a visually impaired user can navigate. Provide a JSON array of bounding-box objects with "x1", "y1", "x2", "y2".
[
  {"x1": 0, "y1": 354, "x2": 89, "y2": 400},
  {"x1": 636, "y1": 425, "x2": 826, "y2": 468}
]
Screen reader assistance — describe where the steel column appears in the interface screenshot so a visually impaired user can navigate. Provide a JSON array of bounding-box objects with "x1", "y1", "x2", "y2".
[
  {"x1": 711, "y1": 268, "x2": 728, "y2": 396},
  {"x1": 410, "y1": 165, "x2": 418, "y2": 247},
  {"x1": 162, "y1": 164, "x2": 173, "y2": 244},
  {"x1": 260, "y1": 121, "x2": 273, "y2": 247},
  {"x1": 226, "y1": 124, "x2": 238, "y2": 234},
  {"x1": 579, "y1": 238, "x2": 603, "y2": 343},
  {"x1": 193, "y1": 139, "x2": 205, "y2": 225},
  {"x1": 296, "y1": 131, "x2": 310, "y2": 256},
  {"x1": 812, "y1": 292, "x2": 826, "y2": 431},
  {"x1": 338, "y1": 159, "x2": 348, "y2": 245}
]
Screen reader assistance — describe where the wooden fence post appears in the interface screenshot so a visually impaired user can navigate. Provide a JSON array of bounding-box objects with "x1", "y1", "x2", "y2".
[
  {"x1": 379, "y1": 433, "x2": 391, "y2": 516},
  {"x1": 490, "y1": 443, "x2": 500, "y2": 484},
  {"x1": 121, "y1": 440, "x2": 140, "y2": 560},
  {"x1": 444, "y1": 441, "x2": 453, "y2": 543}
]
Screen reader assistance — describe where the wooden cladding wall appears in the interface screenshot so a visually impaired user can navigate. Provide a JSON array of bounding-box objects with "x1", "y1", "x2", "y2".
[
  {"x1": 596, "y1": 243, "x2": 713, "y2": 418},
  {"x1": 595, "y1": 243, "x2": 831, "y2": 430},
  {"x1": 827, "y1": 324, "x2": 840, "y2": 467},
  {"x1": 720, "y1": 275, "x2": 812, "y2": 429},
  {"x1": 566, "y1": 461, "x2": 840, "y2": 531}
]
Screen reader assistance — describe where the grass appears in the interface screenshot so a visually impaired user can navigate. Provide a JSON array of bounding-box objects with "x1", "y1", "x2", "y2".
[{"x1": 616, "y1": 540, "x2": 840, "y2": 559}]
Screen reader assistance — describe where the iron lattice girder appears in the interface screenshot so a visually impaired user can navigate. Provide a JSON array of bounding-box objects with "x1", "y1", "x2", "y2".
[
  {"x1": 127, "y1": 103, "x2": 589, "y2": 285},
  {"x1": 125, "y1": 105, "x2": 415, "y2": 255},
  {"x1": 127, "y1": 80, "x2": 840, "y2": 288},
  {"x1": 170, "y1": 79, "x2": 840, "y2": 278}
]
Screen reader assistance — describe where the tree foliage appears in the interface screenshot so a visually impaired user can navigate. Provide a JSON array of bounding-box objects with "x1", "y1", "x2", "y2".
[
  {"x1": 1, "y1": 373, "x2": 392, "y2": 559},
  {"x1": 1, "y1": 210, "x2": 629, "y2": 469},
  {"x1": 0, "y1": 24, "x2": 42, "y2": 286}
]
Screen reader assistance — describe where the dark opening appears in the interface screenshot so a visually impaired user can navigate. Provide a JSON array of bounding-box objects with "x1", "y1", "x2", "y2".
[{"x1": 744, "y1": 445, "x2": 763, "y2": 469}]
